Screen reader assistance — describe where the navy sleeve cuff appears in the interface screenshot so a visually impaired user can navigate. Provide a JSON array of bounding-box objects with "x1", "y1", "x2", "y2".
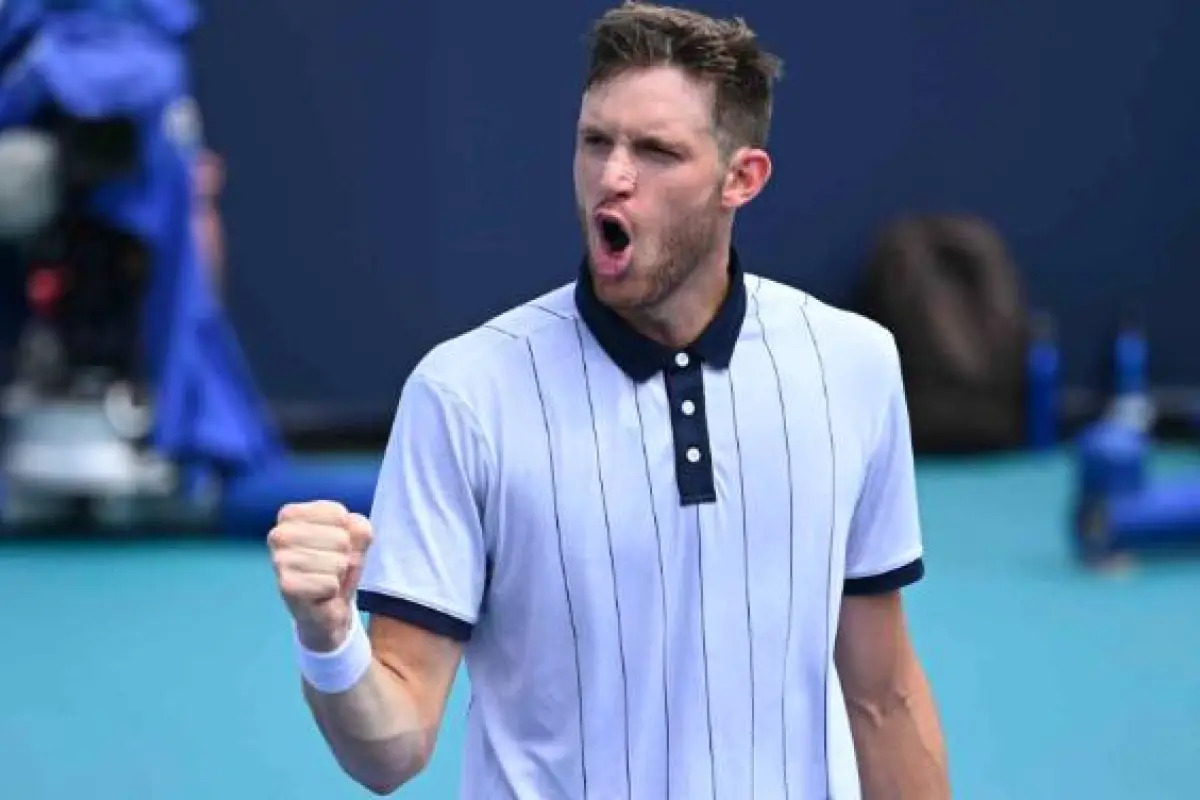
[
  {"x1": 844, "y1": 557, "x2": 925, "y2": 596},
  {"x1": 357, "y1": 590, "x2": 474, "y2": 642}
]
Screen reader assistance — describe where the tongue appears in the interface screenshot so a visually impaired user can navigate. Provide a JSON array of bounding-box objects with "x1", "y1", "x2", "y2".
[{"x1": 594, "y1": 227, "x2": 632, "y2": 277}]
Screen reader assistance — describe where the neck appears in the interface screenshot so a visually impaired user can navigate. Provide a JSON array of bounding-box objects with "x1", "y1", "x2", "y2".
[{"x1": 625, "y1": 246, "x2": 731, "y2": 349}]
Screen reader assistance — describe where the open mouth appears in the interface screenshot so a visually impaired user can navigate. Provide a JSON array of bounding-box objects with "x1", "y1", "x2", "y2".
[{"x1": 597, "y1": 215, "x2": 631, "y2": 254}]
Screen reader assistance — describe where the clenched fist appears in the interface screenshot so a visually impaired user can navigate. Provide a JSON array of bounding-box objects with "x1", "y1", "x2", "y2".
[{"x1": 269, "y1": 500, "x2": 373, "y2": 652}]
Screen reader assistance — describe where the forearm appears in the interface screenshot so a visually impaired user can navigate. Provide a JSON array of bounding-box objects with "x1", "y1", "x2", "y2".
[
  {"x1": 846, "y1": 667, "x2": 949, "y2": 800},
  {"x1": 302, "y1": 657, "x2": 432, "y2": 795}
]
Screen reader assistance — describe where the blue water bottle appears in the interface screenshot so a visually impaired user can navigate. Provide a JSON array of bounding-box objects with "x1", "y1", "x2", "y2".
[
  {"x1": 1113, "y1": 317, "x2": 1148, "y2": 398},
  {"x1": 1108, "y1": 315, "x2": 1152, "y2": 435},
  {"x1": 1026, "y1": 311, "x2": 1060, "y2": 449}
]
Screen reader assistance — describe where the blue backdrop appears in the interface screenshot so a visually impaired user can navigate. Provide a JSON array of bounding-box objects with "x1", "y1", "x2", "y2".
[{"x1": 190, "y1": 0, "x2": 1200, "y2": 422}]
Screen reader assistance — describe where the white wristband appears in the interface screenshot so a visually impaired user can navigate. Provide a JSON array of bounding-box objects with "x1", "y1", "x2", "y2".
[{"x1": 295, "y1": 611, "x2": 373, "y2": 694}]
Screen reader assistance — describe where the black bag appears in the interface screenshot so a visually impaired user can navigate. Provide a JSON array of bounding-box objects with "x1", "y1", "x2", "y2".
[{"x1": 857, "y1": 214, "x2": 1031, "y2": 454}]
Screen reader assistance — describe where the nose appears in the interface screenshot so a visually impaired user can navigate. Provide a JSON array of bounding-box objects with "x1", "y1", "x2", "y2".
[{"x1": 599, "y1": 149, "x2": 636, "y2": 198}]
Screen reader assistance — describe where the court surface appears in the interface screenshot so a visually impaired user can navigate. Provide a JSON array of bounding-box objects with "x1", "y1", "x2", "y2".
[{"x1": 2, "y1": 447, "x2": 1198, "y2": 799}]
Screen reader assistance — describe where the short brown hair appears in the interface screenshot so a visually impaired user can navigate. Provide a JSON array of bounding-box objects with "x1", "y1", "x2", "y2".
[{"x1": 584, "y1": 2, "x2": 783, "y2": 151}]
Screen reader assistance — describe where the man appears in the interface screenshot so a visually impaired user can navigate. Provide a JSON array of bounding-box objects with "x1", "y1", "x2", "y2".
[{"x1": 268, "y1": 3, "x2": 950, "y2": 797}]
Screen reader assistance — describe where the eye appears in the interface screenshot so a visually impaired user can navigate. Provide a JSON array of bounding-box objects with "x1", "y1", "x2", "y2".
[{"x1": 636, "y1": 142, "x2": 680, "y2": 162}]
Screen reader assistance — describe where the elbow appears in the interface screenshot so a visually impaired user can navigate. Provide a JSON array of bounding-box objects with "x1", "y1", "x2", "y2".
[
  {"x1": 353, "y1": 764, "x2": 421, "y2": 797},
  {"x1": 347, "y1": 733, "x2": 435, "y2": 796},
  {"x1": 360, "y1": 779, "x2": 398, "y2": 797},
  {"x1": 358, "y1": 761, "x2": 427, "y2": 796},
  {"x1": 361, "y1": 777, "x2": 406, "y2": 797}
]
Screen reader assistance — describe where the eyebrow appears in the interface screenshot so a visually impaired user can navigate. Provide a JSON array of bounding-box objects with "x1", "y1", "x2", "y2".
[{"x1": 577, "y1": 123, "x2": 691, "y2": 153}]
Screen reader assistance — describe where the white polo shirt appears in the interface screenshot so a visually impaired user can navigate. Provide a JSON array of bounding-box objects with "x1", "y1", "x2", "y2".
[{"x1": 358, "y1": 250, "x2": 925, "y2": 800}]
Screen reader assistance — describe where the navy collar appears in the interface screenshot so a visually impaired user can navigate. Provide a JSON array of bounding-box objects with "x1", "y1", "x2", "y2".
[{"x1": 574, "y1": 248, "x2": 748, "y2": 382}]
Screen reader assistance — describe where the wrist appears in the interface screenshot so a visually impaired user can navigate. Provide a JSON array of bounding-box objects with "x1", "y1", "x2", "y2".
[
  {"x1": 296, "y1": 614, "x2": 353, "y2": 654},
  {"x1": 295, "y1": 610, "x2": 372, "y2": 694}
]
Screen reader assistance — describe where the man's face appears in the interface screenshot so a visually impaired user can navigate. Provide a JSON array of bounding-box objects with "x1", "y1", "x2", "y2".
[{"x1": 573, "y1": 66, "x2": 731, "y2": 312}]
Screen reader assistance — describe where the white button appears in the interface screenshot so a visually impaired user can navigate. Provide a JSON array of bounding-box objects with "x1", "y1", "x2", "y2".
[
  {"x1": 675, "y1": 352, "x2": 690, "y2": 368},
  {"x1": 686, "y1": 447, "x2": 702, "y2": 463},
  {"x1": 681, "y1": 400, "x2": 696, "y2": 416}
]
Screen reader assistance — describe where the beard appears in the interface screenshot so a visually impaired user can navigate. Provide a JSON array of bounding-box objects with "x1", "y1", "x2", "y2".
[{"x1": 579, "y1": 193, "x2": 724, "y2": 313}]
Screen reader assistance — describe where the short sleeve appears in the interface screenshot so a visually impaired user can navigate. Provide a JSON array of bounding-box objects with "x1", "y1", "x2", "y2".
[
  {"x1": 843, "y1": 342, "x2": 926, "y2": 596},
  {"x1": 356, "y1": 373, "x2": 491, "y2": 642}
]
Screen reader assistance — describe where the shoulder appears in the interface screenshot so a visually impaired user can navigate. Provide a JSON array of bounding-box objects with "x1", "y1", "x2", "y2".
[
  {"x1": 749, "y1": 274, "x2": 902, "y2": 410},
  {"x1": 405, "y1": 281, "x2": 580, "y2": 409},
  {"x1": 751, "y1": 275, "x2": 899, "y2": 376}
]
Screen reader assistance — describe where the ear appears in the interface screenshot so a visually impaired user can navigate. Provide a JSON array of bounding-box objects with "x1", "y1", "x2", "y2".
[{"x1": 720, "y1": 147, "x2": 772, "y2": 210}]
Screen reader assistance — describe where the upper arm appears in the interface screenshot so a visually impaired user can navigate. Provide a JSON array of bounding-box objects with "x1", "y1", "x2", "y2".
[
  {"x1": 843, "y1": 335, "x2": 925, "y2": 596},
  {"x1": 838, "y1": 335, "x2": 926, "y2": 693},
  {"x1": 367, "y1": 614, "x2": 464, "y2": 740},
  {"x1": 356, "y1": 372, "x2": 492, "y2": 726}
]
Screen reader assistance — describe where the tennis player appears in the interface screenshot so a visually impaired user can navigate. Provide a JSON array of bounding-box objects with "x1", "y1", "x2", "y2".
[{"x1": 268, "y1": 3, "x2": 950, "y2": 797}]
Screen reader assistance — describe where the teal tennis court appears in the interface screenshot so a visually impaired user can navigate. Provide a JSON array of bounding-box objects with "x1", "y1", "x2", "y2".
[{"x1": 2, "y1": 448, "x2": 1198, "y2": 799}]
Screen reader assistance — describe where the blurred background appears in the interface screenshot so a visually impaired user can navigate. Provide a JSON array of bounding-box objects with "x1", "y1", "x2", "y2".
[{"x1": 0, "y1": 0, "x2": 1197, "y2": 798}]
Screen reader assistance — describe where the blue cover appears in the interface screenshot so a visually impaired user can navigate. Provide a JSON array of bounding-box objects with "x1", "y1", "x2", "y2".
[{"x1": 0, "y1": 1, "x2": 283, "y2": 477}]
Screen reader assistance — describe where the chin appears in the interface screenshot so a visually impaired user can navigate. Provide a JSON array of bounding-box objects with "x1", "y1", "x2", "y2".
[
  {"x1": 591, "y1": 279, "x2": 638, "y2": 309},
  {"x1": 589, "y1": 269, "x2": 659, "y2": 312}
]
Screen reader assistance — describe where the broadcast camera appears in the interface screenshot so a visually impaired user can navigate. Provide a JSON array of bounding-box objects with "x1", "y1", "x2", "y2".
[{"x1": 0, "y1": 107, "x2": 176, "y2": 523}]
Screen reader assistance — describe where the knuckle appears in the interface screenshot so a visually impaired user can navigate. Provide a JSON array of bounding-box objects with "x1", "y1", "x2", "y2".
[
  {"x1": 269, "y1": 522, "x2": 304, "y2": 552},
  {"x1": 266, "y1": 524, "x2": 287, "y2": 549},
  {"x1": 273, "y1": 548, "x2": 298, "y2": 570},
  {"x1": 276, "y1": 503, "x2": 299, "y2": 524},
  {"x1": 278, "y1": 499, "x2": 348, "y2": 525},
  {"x1": 314, "y1": 577, "x2": 339, "y2": 601},
  {"x1": 278, "y1": 573, "x2": 303, "y2": 598},
  {"x1": 310, "y1": 500, "x2": 348, "y2": 522},
  {"x1": 348, "y1": 513, "x2": 373, "y2": 549}
]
